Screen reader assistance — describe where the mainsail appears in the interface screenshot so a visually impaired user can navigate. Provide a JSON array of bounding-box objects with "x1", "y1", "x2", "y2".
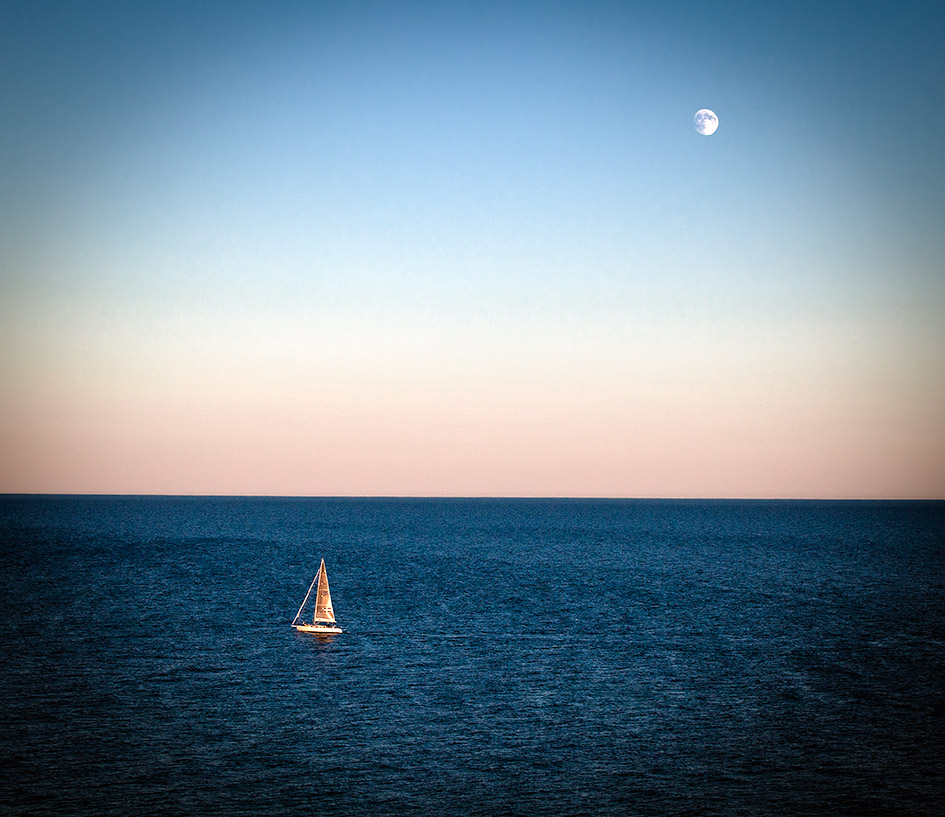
[{"x1": 313, "y1": 558, "x2": 335, "y2": 622}]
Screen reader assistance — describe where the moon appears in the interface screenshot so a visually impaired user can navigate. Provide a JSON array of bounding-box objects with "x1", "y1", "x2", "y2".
[{"x1": 693, "y1": 108, "x2": 719, "y2": 136}]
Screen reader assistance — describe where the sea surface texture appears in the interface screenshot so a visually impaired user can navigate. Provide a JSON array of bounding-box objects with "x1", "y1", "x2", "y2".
[{"x1": 1, "y1": 497, "x2": 943, "y2": 816}]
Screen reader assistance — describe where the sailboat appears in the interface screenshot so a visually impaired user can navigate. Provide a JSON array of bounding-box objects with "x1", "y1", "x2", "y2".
[{"x1": 291, "y1": 558, "x2": 343, "y2": 634}]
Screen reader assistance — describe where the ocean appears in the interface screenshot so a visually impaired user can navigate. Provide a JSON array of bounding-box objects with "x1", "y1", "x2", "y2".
[{"x1": 1, "y1": 496, "x2": 943, "y2": 816}]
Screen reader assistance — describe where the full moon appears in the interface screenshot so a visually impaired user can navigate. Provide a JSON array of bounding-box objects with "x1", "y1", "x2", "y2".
[{"x1": 693, "y1": 108, "x2": 719, "y2": 136}]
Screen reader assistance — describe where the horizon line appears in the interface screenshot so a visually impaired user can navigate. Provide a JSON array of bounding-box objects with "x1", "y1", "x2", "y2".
[{"x1": 2, "y1": 493, "x2": 942, "y2": 502}]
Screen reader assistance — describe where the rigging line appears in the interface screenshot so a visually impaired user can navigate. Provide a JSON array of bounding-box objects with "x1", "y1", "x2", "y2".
[{"x1": 292, "y1": 573, "x2": 319, "y2": 625}]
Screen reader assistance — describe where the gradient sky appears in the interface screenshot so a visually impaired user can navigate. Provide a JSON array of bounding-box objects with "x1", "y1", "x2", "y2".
[{"x1": 2, "y1": 0, "x2": 943, "y2": 497}]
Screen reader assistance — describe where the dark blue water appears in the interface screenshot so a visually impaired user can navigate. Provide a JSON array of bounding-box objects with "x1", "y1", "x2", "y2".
[{"x1": 1, "y1": 497, "x2": 943, "y2": 816}]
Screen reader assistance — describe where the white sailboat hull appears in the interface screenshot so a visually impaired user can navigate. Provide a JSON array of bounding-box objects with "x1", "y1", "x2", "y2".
[{"x1": 292, "y1": 623, "x2": 342, "y2": 634}]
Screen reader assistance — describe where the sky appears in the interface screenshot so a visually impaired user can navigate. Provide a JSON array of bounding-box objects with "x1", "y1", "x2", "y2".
[{"x1": 2, "y1": 0, "x2": 944, "y2": 498}]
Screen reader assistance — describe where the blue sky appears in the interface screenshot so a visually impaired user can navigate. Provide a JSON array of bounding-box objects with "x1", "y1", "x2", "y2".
[{"x1": 2, "y1": 1, "x2": 943, "y2": 496}]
